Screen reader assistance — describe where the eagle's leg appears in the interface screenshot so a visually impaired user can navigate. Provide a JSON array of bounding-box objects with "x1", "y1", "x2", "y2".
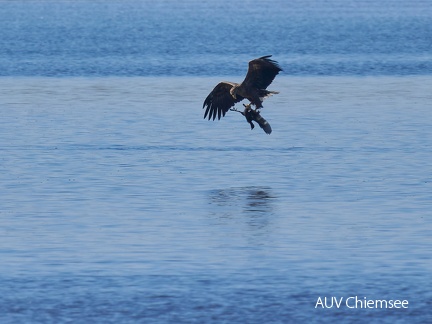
[
  {"x1": 254, "y1": 103, "x2": 263, "y2": 113},
  {"x1": 243, "y1": 102, "x2": 261, "y2": 113},
  {"x1": 242, "y1": 103, "x2": 252, "y2": 110}
]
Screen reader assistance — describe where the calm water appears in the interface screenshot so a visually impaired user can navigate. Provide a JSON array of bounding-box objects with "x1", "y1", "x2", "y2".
[
  {"x1": 1, "y1": 0, "x2": 432, "y2": 76},
  {"x1": 1, "y1": 1, "x2": 432, "y2": 323},
  {"x1": 1, "y1": 76, "x2": 431, "y2": 323}
]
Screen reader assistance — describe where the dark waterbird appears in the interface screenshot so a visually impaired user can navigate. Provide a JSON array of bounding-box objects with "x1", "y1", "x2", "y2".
[
  {"x1": 203, "y1": 55, "x2": 282, "y2": 134},
  {"x1": 240, "y1": 103, "x2": 272, "y2": 134}
]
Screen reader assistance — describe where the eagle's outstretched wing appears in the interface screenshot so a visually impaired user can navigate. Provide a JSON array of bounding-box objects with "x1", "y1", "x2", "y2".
[
  {"x1": 203, "y1": 81, "x2": 244, "y2": 120},
  {"x1": 241, "y1": 55, "x2": 282, "y2": 90}
]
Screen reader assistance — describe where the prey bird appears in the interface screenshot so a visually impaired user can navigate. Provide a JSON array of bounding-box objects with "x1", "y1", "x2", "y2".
[
  {"x1": 203, "y1": 55, "x2": 282, "y2": 134},
  {"x1": 240, "y1": 103, "x2": 272, "y2": 134}
]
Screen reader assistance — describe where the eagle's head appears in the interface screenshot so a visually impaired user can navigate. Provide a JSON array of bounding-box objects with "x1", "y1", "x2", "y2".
[{"x1": 229, "y1": 85, "x2": 239, "y2": 99}]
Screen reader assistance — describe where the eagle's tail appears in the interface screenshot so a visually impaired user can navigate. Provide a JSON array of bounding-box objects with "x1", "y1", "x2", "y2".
[{"x1": 259, "y1": 89, "x2": 279, "y2": 102}]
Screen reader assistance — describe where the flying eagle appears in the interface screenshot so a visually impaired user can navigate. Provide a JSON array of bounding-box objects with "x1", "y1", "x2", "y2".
[{"x1": 203, "y1": 55, "x2": 282, "y2": 133}]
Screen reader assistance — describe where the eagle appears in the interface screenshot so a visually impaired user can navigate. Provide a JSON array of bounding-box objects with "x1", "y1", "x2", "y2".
[{"x1": 203, "y1": 55, "x2": 282, "y2": 134}]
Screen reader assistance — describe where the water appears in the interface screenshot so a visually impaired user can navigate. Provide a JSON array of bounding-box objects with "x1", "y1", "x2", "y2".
[
  {"x1": 1, "y1": 1, "x2": 432, "y2": 323},
  {"x1": 1, "y1": 76, "x2": 431, "y2": 323},
  {"x1": 1, "y1": 0, "x2": 432, "y2": 76}
]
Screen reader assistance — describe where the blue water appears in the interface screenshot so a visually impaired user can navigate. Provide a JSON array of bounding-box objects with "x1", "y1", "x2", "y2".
[
  {"x1": 1, "y1": 0, "x2": 432, "y2": 76},
  {"x1": 1, "y1": 1, "x2": 432, "y2": 323}
]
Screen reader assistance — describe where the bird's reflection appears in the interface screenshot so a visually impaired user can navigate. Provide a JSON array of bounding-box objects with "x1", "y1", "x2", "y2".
[
  {"x1": 208, "y1": 186, "x2": 276, "y2": 230},
  {"x1": 244, "y1": 187, "x2": 274, "y2": 213}
]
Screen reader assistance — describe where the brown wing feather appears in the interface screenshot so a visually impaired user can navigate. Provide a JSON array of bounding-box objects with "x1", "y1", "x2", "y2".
[
  {"x1": 241, "y1": 55, "x2": 282, "y2": 90},
  {"x1": 203, "y1": 82, "x2": 244, "y2": 120}
]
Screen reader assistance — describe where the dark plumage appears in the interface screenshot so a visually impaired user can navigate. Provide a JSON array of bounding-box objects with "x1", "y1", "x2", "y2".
[
  {"x1": 203, "y1": 55, "x2": 282, "y2": 121},
  {"x1": 241, "y1": 104, "x2": 272, "y2": 135}
]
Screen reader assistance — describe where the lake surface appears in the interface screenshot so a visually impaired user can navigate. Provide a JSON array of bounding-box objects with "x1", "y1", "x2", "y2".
[
  {"x1": 1, "y1": 0, "x2": 432, "y2": 323},
  {"x1": 1, "y1": 76, "x2": 431, "y2": 323},
  {"x1": 1, "y1": 0, "x2": 432, "y2": 77}
]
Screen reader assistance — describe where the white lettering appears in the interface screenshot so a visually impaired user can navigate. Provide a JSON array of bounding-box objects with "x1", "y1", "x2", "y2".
[
  {"x1": 333, "y1": 297, "x2": 343, "y2": 308},
  {"x1": 356, "y1": 296, "x2": 366, "y2": 308},
  {"x1": 346, "y1": 296, "x2": 355, "y2": 308},
  {"x1": 375, "y1": 299, "x2": 388, "y2": 308},
  {"x1": 324, "y1": 297, "x2": 333, "y2": 308},
  {"x1": 366, "y1": 299, "x2": 375, "y2": 308},
  {"x1": 315, "y1": 297, "x2": 324, "y2": 308},
  {"x1": 322, "y1": 296, "x2": 409, "y2": 309},
  {"x1": 315, "y1": 297, "x2": 344, "y2": 308}
]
